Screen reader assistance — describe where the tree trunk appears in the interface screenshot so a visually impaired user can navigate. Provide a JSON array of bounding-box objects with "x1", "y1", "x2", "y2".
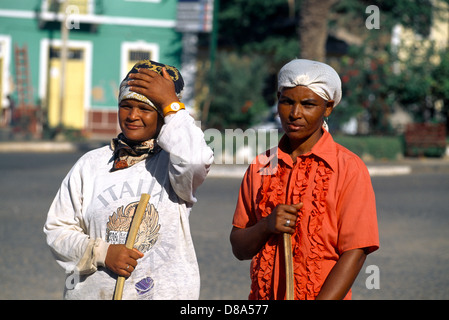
[{"x1": 298, "y1": 0, "x2": 337, "y2": 61}]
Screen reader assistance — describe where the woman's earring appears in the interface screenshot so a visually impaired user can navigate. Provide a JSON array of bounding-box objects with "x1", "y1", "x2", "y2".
[{"x1": 323, "y1": 117, "x2": 329, "y2": 131}]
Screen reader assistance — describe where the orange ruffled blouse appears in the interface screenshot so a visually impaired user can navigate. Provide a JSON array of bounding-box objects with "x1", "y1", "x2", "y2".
[{"x1": 232, "y1": 130, "x2": 379, "y2": 300}]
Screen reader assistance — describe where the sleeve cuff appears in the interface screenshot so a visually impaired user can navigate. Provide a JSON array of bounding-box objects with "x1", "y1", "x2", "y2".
[
  {"x1": 163, "y1": 108, "x2": 187, "y2": 124},
  {"x1": 94, "y1": 238, "x2": 110, "y2": 267}
]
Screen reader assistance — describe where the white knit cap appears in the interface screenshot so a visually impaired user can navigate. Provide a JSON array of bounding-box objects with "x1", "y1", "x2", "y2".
[{"x1": 277, "y1": 59, "x2": 342, "y2": 107}]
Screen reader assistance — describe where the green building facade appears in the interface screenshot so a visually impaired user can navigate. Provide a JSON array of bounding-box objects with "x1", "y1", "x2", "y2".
[{"x1": 0, "y1": 0, "x2": 183, "y2": 137}]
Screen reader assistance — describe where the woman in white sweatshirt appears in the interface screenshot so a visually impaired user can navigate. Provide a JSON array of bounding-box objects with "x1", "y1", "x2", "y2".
[{"x1": 44, "y1": 60, "x2": 214, "y2": 300}]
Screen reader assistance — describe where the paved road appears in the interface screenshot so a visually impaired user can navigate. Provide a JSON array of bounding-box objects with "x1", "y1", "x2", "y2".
[{"x1": 0, "y1": 151, "x2": 448, "y2": 299}]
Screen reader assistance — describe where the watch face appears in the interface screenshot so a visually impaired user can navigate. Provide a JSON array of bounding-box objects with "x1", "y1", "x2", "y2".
[{"x1": 171, "y1": 103, "x2": 180, "y2": 111}]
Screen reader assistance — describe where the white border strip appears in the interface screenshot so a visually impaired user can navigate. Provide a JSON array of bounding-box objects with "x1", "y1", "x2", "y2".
[
  {"x1": 0, "y1": 141, "x2": 77, "y2": 152},
  {"x1": 0, "y1": 9, "x2": 176, "y2": 28},
  {"x1": 0, "y1": 9, "x2": 34, "y2": 19},
  {"x1": 367, "y1": 166, "x2": 412, "y2": 176},
  {"x1": 207, "y1": 165, "x2": 413, "y2": 178}
]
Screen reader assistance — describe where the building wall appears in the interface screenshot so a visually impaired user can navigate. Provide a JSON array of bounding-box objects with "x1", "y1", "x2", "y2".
[{"x1": 0, "y1": 0, "x2": 182, "y2": 138}]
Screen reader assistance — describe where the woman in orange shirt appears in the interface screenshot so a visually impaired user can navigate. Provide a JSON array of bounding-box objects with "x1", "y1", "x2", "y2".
[{"x1": 230, "y1": 59, "x2": 379, "y2": 300}]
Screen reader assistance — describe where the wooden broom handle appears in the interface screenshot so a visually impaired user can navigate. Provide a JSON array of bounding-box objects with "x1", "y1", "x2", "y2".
[
  {"x1": 283, "y1": 233, "x2": 294, "y2": 300},
  {"x1": 113, "y1": 193, "x2": 151, "y2": 300}
]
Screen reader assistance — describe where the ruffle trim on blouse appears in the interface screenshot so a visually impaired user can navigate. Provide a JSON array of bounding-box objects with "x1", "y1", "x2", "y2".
[
  {"x1": 250, "y1": 165, "x2": 286, "y2": 300},
  {"x1": 250, "y1": 156, "x2": 332, "y2": 300}
]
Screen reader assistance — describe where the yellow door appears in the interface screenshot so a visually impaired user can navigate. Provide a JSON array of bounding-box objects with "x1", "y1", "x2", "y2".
[{"x1": 48, "y1": 47, "x2": 85, "y2": 129}]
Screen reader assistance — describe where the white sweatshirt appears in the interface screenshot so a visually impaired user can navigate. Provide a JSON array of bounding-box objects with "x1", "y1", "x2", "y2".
[{"x1": 44, "y1": 110, "x2": 214, "y2": 300}]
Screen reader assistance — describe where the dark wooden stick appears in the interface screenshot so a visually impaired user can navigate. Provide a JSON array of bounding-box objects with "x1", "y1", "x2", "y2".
[{"x1": 283, "y1": 233, "x2": 294, "y2": 300}]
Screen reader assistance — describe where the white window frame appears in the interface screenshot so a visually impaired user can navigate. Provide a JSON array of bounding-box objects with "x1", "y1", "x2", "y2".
[
  {"x1": 125, "y1": 0, "x2": 161, "y2": 3},
  {"x1": 0, "y1": 35, "x2": 11, "y2": 108},
  {"x1": 41, "y1": 0, "x2": 95, "y2": 15},
  {"x1": 120, "y1": 41, "x2": 160, "y2": 80}
]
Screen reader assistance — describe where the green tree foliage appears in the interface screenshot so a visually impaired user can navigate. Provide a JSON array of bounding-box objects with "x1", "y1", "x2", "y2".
[
  {"x1": 431, "y1": 50, "x2": 449, "y2": 123},
  {"x1": 203, "y1": 0, "x2": 449, "y2": 132},
  {"x1": 337, "y1": 36, "x2": 449, "y2": 134},
  {"x1": 204, "y1": 52, "x2": 269, "y2": 130},
  {"x1": 200, "y1": 0, "x2": 297, "y2": 130},
  {"x1": 218, "y1": 0, "x2": 298, "y2": 65},
  {"x1": 333, "y1": 0, "x2": 434, "y2": 36},
  {"x1": 330, "y1": 0, "x2": 449, "y2": 133}
]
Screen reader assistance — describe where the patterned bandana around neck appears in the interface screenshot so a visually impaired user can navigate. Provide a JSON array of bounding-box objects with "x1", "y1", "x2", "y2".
[{"x1": 110, "y1": 133, "x2": 161, "y2": 172}]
